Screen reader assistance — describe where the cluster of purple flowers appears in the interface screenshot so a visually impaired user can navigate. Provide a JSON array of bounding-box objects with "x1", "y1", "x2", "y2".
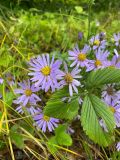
[{"x1": 13, "y1": 32, "x2": 120, "y2": 151}]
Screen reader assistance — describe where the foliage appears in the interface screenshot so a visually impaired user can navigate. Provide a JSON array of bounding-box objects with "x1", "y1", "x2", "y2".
[{"x1": 0, "y1": 0, "x2": 120, "y2": 159}]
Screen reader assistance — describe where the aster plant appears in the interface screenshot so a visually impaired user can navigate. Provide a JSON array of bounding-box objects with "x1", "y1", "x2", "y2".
[{"x1": 13, "y1": 33, "x2": 120, "y2": 154}]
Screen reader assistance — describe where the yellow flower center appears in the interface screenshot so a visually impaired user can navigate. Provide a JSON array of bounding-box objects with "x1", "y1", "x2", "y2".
[
  {"x1": 25, "y1": 89, "x2": 32, "y2": 96},
  {"x1": 109, "y1": 106, "x2": 115, "y2": 113},
  {"x1": 43, "y1": 115, "x2": 50, "y2": 121},
  {"x1": 41, "y1": 66, "x2": 51, "y2": 76},
  {"x1": 95, "y1": 59, "x2": 102, "y2": 67},
  {"x1": 64, "y1": 73, "x2": 73, "y2": 83},
  {"x1": 78, "y1": 53, "x2": 86, "y2": 61},
  {"x1": 94, "y1": 40, "x2": 100, "y2": 46}
]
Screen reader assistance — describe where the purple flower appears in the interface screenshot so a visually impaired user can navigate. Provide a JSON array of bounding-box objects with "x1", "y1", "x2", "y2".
[
  {"x1": 78, "y1": 32, "x2": 83, "y2": 40},
  {"x1": 113, "y1": 33, "x2": 120, "y2": 47},
  {"x1": 99, "y1": 32, "x2": 106, "y2": 41},
  {"x1": 56, "y1": 63, "x2": 81, "y2": 96},
  {"x1": 101, "y1": 84, "x2": 118, "y2": 104},
  {"x1": 86, "y1": 48, "x2": 110, "y2": 71},
  {"x1": 28, "y1": 54, "x2": 62, "y2": 92},
  {"x1": 14, "y1": 80, "x2": 41, "y2": 106},
  {"x1": 106, "y1": 100, "x2": 120, "y2": 128},
  {"x1": 67, "y1": 126, "x2": 75, "y2": 135},
  {"x1": 6, "y1": 73, "x2": 15, "y2": 86},
  {"x1": 108, "y1": 55, "x2": 120, "y2": 68},
  {"x1": 34, "y1": 113, "x2": 59, "y2": 132},
  {"x1": 68, "y1": 44, "x2": 90, "y2": 68},
  {"x1": 78, "y1": 97, "x2": 83, "y2": 105},
  {"x1": 116, "y1": 142, "x2": 120, "y2": 151},
  {"x1": 90, "y1": 34, "x2": 107, "y2": 50},
  {"x1": 16, "y1": 103, "x2": 41, "y2": 116},
  {"x1": 0, "y1": 77, "x2": 3, "y2": 84}
]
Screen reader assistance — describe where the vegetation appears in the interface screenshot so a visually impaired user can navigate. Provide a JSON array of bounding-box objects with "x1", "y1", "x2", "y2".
[{"x1": 0, "y1": 0, "x2": 120, "y2": 159}]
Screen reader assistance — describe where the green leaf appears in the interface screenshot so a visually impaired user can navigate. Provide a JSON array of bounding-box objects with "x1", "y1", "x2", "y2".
[
  {"x1": 55, "y1": 125, "x2": 72, "y2": 146},
  {"x1": 10, "y1": 125, "x2": 25, "y2": 149},
  {"x1": 10, "y1": 132, "x2": 25, "y2": 149},
  {"x1": 48, "y1": 137, "x2": 58, "y2": 154},
  {"x1": 75, "y1": 6, "x2": 83, "y2": 14},
  {"x1": 44, "y1": 88, "x2": 79, "y2": 120},
  {"x1": 86, "y1": 68, "x2": 120, "y2": 88},
  {"x1": 81, "y1": 95, "x2": 115, "y2": 147},
  {"x1": 5, "y1": 92, "x2": 15, "y2": 106}
]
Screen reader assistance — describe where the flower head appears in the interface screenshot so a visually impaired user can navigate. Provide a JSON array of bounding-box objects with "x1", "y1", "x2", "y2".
[
  {"x1": 34, "y1": 113, "x2": 59, "y2": 132},
  {"x1": 99, "y1": 32, "x2": 106, "y2": 41},
  {"x1": 0, "y1": 74, "x2": 4, "y2": 84},
  {"x1": 78, "y1": 32, "x2": 83, "y2": 40},
  {"x1": 14, "y1": 80, "x2": 41, "y2": 106},
  {"x1": 101, "y1": 84, "x2": 118, "y2": 104},
  {"x1": 106, "y1": 100, "x2": 120, "y2": 127},
  {"x1": 29, "y1": 54, "x2": 62, "y2": 92},
  {"x1": 116, "y1": 142, "x2": 120, "y2": 151},
  {"x1": 0, "y1": 77, "x2": 3, "y2": 84},
  {"x1": 57, "y1": 63, "x2": 81, "y2": 96},
  {"x1": 6, "y1": 73, "x2": 15, "y2": 86},
  {"x1": 16, "y1": 103, "x2": 41, "y2": 116},
  {"x1": 113, "y1": 33, "x2": 120, "y2": 47},
  {"x1": 86, "y1": 48, "x2": 110, "y2": 71},
  {"x1": 108, "y1": 56, "x2": 120, "y2": 68},
  {"x1": 68, "y1": 44, "x2": 90, "y2": 68},
  {"x1": 90, "y1": 34, "x2": 107, "y2": 50}
]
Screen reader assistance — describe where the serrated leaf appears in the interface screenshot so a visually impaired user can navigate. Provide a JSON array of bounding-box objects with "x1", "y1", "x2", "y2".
[
  {"x1": 55, "y1": 125, "x2": 72, "y2": 146},
  {"x1": 87, "y1": 68, "x2": 120, "y2": 88},
  {"x1": 44, "y1": 87, "x2": 79, "y2": 120},
  {"x1": 81, "y1": 95, "x2": 115, "y2": 147}
]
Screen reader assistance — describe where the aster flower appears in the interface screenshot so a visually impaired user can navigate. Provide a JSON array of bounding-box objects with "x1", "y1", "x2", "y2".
[
  {"x1": 101, "y1": 84, "x2": 118, "y2": 104},
  {"x1": 0, "y1": 77, "x2": 3, "y2": 84},
  {"x1": 113, "y1": 33, "x2": 120, "y2": 47},
  {"x1": 34, "y1": 113, "x2": 59, "y2": 132},
  {"x1": 68, "y1": 44, "x2": 90, "y2": 68},
  {"x1": 86, "y1": 48, "x2": 110, "y2": 71},
  {"x1": 78, "y1": 32, "x2": 83, "y2": 40},
  {"x1": 105, "y1": 100, "x2": 120, "y2": 128},
  {"x1": 99, "y1": 32, "x2": 106, "y2": 41},
  {"x1": 6, "y1": 73, "x2": 15, "y2": 86},
  {"x1": 78, "y1": 97, "x2": 83, "y2": 105},
  {"x1": 90, "y1": 34, "x2": 107, "y2": 50},
  {"x1": 67, "y1": 126, "x2": 75, "y2": 135},
  {"x1": 116, "y1": 142, "x2": 120, "y2": 151},
  {"x1": 108, "y1": 55, "x2": 120, "y2": 69},
  {"x1": 16, "y1": 103, "x2": 41, "y2": 116},
  {"x1": 14, "y1": 80, "x2": 41, "y2": 106},
  {"x1": 56, "y1": 63, "x2": 81, "y2": 96},
  {"x1": 28, "y1": 54, "x2": 62, "y2": 92}
]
